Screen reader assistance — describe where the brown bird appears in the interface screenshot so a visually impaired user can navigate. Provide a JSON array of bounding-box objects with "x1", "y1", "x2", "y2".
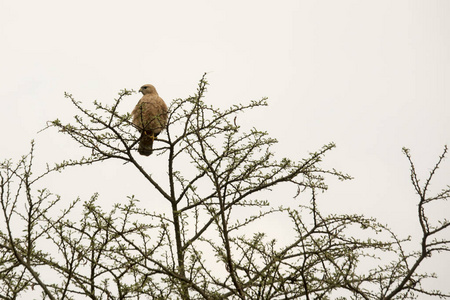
[{"x1": 132, "y1": 84, "x2": 168, "y2": 156}]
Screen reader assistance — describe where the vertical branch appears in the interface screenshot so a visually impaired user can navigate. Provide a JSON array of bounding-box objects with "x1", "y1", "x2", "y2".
[
  {"x1": 0, "y1": 145, "x2": 57, "y2": 300},
  {"x1": 384, "y1": 147, "x2": 450, "y2": 299}
]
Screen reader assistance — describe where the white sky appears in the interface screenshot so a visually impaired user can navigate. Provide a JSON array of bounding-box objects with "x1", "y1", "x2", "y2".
[{"x1": 1, "y1": 0, "x2": 449, "y2": 297}]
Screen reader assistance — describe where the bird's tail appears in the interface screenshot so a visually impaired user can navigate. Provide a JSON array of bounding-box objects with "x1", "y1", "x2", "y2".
[{"x1": 138, "y1": 133, "x2": 154, "y2": 156}]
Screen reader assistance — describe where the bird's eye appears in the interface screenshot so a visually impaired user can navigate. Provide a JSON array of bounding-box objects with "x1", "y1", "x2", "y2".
[{"x1": 143, "y1": 86, "x2": 147, "y2": 89}]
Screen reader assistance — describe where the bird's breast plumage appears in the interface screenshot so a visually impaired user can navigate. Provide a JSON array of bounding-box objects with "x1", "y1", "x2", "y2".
[{"x1": 132, "y1": 94, "x2": 168, "y2": 135}]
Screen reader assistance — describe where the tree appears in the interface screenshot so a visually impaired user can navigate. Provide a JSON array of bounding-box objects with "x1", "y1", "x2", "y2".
[{"x1": 1, "y1": 75, "x2": 449, "y2": 299}]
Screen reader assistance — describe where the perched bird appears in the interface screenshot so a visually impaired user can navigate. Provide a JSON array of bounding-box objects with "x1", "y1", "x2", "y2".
[{"x1": 132, "y1": 84, "x2": 168, "y2": 156}]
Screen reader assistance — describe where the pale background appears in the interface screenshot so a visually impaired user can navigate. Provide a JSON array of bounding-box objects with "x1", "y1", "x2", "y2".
[{"x1": 1, "y1": 0, "x2": 449, "y2": 297}]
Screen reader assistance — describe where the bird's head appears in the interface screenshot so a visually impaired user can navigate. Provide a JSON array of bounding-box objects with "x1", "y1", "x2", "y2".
[{"x1": 139, "y1": 84, "x2": 157, "y2": 95}]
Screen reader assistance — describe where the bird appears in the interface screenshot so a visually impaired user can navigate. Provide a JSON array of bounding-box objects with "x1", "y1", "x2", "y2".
[{"x1": 132, "y1": 84, "x2": 168, "y2": 156}]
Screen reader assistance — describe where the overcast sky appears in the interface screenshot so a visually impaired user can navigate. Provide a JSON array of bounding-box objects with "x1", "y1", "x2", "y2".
[{"x1": 1, "y1": 0, "x2": 449, "y2": 296}]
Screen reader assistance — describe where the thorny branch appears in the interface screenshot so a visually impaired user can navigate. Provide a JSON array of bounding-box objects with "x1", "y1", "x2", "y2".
[{"x1": 0, "y1": 76, "x2": 449, "y2": 299}]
